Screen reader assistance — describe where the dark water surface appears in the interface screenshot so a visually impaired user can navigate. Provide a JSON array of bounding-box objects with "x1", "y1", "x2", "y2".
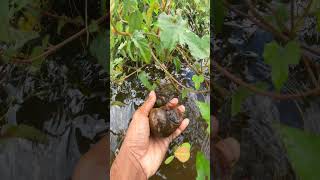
[{"x1": 0, "y1": 56, "x2": 108, "y2": 180}]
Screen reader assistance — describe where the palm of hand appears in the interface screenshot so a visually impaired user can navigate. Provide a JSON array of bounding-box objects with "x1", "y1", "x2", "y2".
[{"x1": 123, "y1": 91, "x2": 189, "y2": 178}]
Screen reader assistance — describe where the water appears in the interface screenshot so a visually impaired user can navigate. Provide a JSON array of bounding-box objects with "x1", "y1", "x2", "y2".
[
  {"x1": 110, "y1": 68, "x2": 210, "y2": 180},
  {"x1": 0, "y1": 57, "x2": 108, "y2": 180},
  {"x1": 213, "y1": 1, "x2": 320, "y2": 179}
]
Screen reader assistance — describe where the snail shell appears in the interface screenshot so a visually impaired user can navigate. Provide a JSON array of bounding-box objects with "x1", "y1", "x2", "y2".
[{"x1": 149, "y1": 106, "x2": 183, "y2": 137}]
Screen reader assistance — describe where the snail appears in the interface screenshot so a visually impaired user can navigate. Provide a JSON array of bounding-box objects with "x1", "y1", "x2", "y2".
[{"x1": 149, "y1": 106, "x2": 183, "y2": 137}]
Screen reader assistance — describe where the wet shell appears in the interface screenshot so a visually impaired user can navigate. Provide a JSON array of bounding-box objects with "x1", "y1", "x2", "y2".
[{"x1": 149, "y1": 107, "x2": 183, "y2": 137}]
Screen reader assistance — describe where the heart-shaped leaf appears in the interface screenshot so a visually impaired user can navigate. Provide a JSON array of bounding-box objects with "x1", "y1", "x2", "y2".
[
  {"x1": 192, "y1": 75, "x2": 204, "y2": 90},
  {"x1": 263, "y1": 41, "x2": 301, "y2": 91},
  {"x1": 174, "y1": 142, "x2": 191, "y2": 163}
]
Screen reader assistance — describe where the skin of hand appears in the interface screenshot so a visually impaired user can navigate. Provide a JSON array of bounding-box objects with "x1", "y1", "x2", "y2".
[{"x1": 116, "y1": 91, "x2": 190, "y2": 178}]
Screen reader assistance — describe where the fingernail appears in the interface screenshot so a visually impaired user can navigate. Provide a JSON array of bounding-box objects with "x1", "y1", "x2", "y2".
[
  {"x1": 184, "y1": 118, "x2": 190, "y2": 125},
  {"x1": 149, "y1": 91, "x2": 155, "y2": 98}
]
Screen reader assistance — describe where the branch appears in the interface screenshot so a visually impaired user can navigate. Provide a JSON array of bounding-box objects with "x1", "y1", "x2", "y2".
[
  {"x1": 13, "y1": 14, "x2": 109, "y2": 64},
  {"x1": 213, "y1": 60, "x2": 320, "y2": 100},
  {"x1": 224, "y1": 0, "x2": 320, "y2": 57},
  {"x1": 150, "y1": 48, "x2": 209, "y2": 94}
]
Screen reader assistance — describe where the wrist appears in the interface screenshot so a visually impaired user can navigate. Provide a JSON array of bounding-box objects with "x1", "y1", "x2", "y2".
[{"x1": 111, "y1": 145, "x2": 147, "y2": 179}]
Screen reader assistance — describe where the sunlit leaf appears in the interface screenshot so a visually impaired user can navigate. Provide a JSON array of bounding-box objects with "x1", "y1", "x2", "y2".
[
  {"x1": 196, "y1": 101, "x2": 210, "y2": 133},
  {"x1": 174, "y1": 142, "x2": 191, "y2": 163},
  {"x1": 164, "y1": 155, "x2": 175, "y2": 164},
  {"x1": 180, "y1": 32, "x2": 210, "y2": 60},
  {"x1": 192, "y1": 74, "x2": 204, "y2": 90},
  {"x1": 181, "y1": 88, "x2": 188, "y2": 99},
  {"x1": 158, "y1": 13, "x2": 187, "y2": 52},
  {"x1": 173, "y1": 58, "x2": 181, "y2": 72},
  {"x1": 128, "y1": 10, "x2": 143, "y2": 33},
  {"x1": 132, "y1": 31, "x2": 151, "y2": 64},
  {"x1": 196, "y1": 151, "x2": 210, "y2": 180},
  {"x1": 138, "y1": 71, "x2": 156, "y2": 91}
]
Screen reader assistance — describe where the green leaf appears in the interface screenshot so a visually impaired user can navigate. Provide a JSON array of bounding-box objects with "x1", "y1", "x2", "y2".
[
  {"x1": 279, "y1": 125, "x2": 320, "y2": 180},
  {"x1": 316, "y1": 10, "x2": 320, "y2": 32},
  {"x1": 196, "y1": 101, "x2": 210, "y2": 133},
  {"x1": 192, "y1": 75, "x2": 204, "y2": 90},
  {"x1": 123, "y1": 0, "x2": 138, "y2": 17},
  {"x1": 231, "y1": 86, "x2": 252, "y2": 116},
  {"x1": 180, "y1": 32, "x2": 210, "y2": 60},
  {"x1": 1, "y1": 124, "x2": 48, "y2": 143},
  {"x1": 213, "y1": 0, "x2": 225, "y2": 33},
  {"x1": 173, "y1": 58, "x2": 181, "y2": 72},
  {"x1": 181, "y1": 88, "x2": 188, "y2": 99},
  {"x1": 128, "y1": 10, "x2": 143, "y2": 33},
  {"x1": 88, "y1": 20, "x2": 99, "y2": 33},
  {"x1": 90, "y1": 31, "x2": 108, "y2": 69},
  {"x1": 138, "y1": 71, "x2": 156, "y2": 91},
  {"x1": 0, "y1": 0, "x2": 10, "y2": 43},
  {"x1": 196, "y1": 151, "x2": 210, "y2": 180},
  {"x1": 158, "y1": 13, "x2": 187, "y2": 52},
  {"x1": 57, "y1": 18, "x2": 67, "y2": 35},
  {"x1": 263, "y1": 41, "x2": 301, "y2": 91},
  {"x1": 132, "y1": 31, "x2": 151, "y2": 64},
  {"x1": 164, "y1": 155, "x2": 175, "y2": 164}
]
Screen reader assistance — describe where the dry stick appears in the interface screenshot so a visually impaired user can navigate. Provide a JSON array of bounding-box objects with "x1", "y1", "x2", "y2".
[
  {"x1": 224, "y1": 0, "x2": 320, "y2": 57},
  {"x1": 13, "y1": 14, "x2": 108, "y2": 64},
  {"x1": 150, "y1": 48, "x2": 209, "y2": 94},
  {"x1": 222, "y1": 0, "x2": 320, "y2": 98},
  {"x1": 114, "y1": 64, "x2": 147, "y2": 83},
  {"x1": 111, "y1": 21, "x2": 131, "y2": 36},
  {"x1": 213, "y1": 61, "x2": 320, "y2": 100}
]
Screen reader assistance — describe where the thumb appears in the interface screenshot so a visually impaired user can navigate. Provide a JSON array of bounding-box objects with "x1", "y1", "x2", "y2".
[{"x1": 136, "y1": 91, "x2": 156, "y2": 116}]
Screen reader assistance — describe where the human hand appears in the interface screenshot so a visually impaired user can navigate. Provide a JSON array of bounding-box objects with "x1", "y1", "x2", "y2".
[{"x1": 117, "y1": 91, "x2": 189, "y2": 178}]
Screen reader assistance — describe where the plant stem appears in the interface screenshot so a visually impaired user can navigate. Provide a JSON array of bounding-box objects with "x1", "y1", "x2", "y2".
[
  {"x1": 213, "y1": 60, "x2": 320, "y2": 100},
  {"x1": 13, "y1": 14, "x2": 109, "y2": 64},
  {"x1": 150, "y1": 48, "x2": 209, "y2": 94}
]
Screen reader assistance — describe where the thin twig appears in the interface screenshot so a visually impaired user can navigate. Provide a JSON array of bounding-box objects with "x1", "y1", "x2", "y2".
[
  {"x1": 213, "y1": 60, "x2": 320, "y2": 100},
  {"x1": 150, "y1": 48, "x2": 209, "y2": 94},
  {"x1": 114, "y1": 64, "x2": 148, "y2": 83},
  {"x1": 13, "y1": 14, "x2": 108, "y2": 64},
  {"x1": 224, "y1": 0, "x2": 320, "y2": 57}
]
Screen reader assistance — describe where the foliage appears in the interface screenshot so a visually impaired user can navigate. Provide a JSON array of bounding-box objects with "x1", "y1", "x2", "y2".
[
  {"x1": 279, "y1": 125, "x2": 320, "y2": 180},
  {"x1": 164, "y1": 142, "x2": 191, "y2": 164},
  {"x1": 196, "y1": 101, "x2": 210, "y2": 133},
  {"x1": 1, "y1": 124, "x2": 48, "y2": 143},
  {"x1": 138, "y1": 71, "x2": 157, "y2": 91},
  {"x1": 192, "y1": 75, "x2": 205, "y2": 90},
  {"x1": 111, "y1": 0, "x2": 210, "y2": 92},
  {"x1": 263, "y1": 41, "x2": 301, "y2": 91},
  {"x1": 0, "y1": 0, "x2": 107, "y2": 71},
  {"x1": 195, "y1": 151, "x2": 210, "y2": 180}
]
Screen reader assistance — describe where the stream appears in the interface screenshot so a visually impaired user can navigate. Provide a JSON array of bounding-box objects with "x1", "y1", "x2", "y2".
[{"x1": 110, "y1": 67, "x2": 210, "y2": 180}]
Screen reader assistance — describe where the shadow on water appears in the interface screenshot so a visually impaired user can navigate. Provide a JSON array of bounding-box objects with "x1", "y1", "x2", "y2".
[{"x1": 0, "y1": 56, "x2": 108, "y2": 179}]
